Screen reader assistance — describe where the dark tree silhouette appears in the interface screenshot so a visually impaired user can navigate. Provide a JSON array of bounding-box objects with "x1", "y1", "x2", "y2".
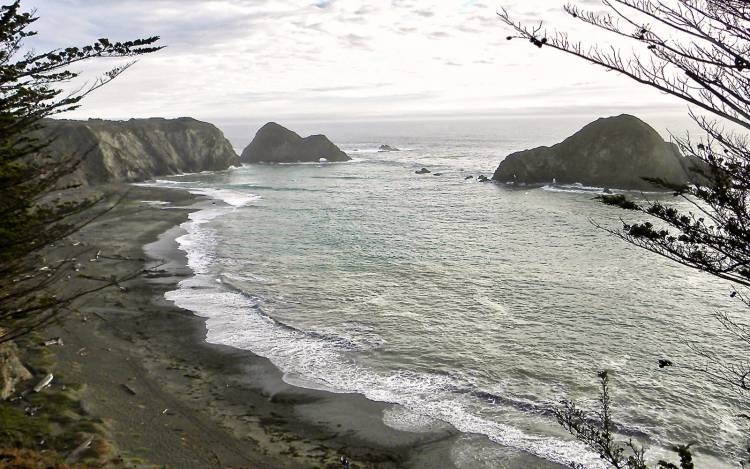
[
  {"x1": 0, "y1": 0, "x2": 161, "y2": 344},
  {"x1": 500, "y1": 1, "x2": 750, "y2": 467}
]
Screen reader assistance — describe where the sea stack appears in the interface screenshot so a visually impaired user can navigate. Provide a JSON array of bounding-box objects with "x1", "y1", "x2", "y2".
[
  {"x1": 240, "y1": 122, "x2": 350, "y2": 164},
  {"x1": 492, "y1": 114, "x2": 701, "y2": 190}
]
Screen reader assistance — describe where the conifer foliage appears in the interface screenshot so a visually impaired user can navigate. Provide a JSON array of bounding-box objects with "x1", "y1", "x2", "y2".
[{"x1": 0, "y1": 1, "x2": 160, "y2": 343}]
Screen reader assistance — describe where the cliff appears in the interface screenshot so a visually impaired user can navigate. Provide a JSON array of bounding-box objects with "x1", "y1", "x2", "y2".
[
  {"x1": 39, "y1": 117, "x2": 240, "y2": 185},
  {"x1": 240, "y1": 122, "x2": 350, "y2": 163},
  {"x1": 492, "y1": 114, "x2": 700, "y2": 190}
]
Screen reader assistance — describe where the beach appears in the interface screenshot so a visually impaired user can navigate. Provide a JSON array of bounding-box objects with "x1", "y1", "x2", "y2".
[
  {"x1": 36, "y1": 183, "x2": 521, "y2": 469},
  {"x1": 20, "y1": 127, "x2": 738, "y2": 468}
]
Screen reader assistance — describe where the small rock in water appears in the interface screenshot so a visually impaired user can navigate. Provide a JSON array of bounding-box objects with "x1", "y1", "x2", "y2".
[
  {"x1": 415, "y1": 168, "x2": 431, "y2": 174},
  {"x1": 465, "y1": 175, "x2": 474, "y2": 180},
  {"x1": 379, "y1": 144, "x2": 400, "y2": 152},
  {"x1": 477, "y1": 175, "x2": 490, "y2": 182},
  {"x1": 603, "y1": 187, "x2": 613, "y2": 194},
  {"x1": 433, "y1": 173, "x2": 443, "y2": 176}
]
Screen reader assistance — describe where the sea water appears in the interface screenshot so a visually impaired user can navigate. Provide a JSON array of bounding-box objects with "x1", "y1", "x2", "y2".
[{"x1": 152, "y1": 115, "x2": 744, "y2": 468}]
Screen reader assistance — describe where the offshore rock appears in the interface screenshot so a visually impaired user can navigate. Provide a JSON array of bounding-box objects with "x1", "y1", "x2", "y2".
[
  {"x1": 379, "y1": 144, "x2": 400, "y2": 152},
  {"x1": 492, "y1": 114, "x2": 701, "y2": 190},
  {"x1": 241, "y1": 122, "x2": 350, "y2": 163}
]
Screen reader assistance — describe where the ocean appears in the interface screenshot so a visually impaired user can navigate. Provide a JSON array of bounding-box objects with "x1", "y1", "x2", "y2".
[{"x1": 146, "y1": 115, "x2": 743, "y2": 468}]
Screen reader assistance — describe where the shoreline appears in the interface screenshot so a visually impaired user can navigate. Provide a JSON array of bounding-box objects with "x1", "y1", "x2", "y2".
[
  {"x1": 137, "y1": 187, "x2": 460, "y2": 467},
  {"x1": 42, "y1": 184, "x2": 479, "y2": 468}
]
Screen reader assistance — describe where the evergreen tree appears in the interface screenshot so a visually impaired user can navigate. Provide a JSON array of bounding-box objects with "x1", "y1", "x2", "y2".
[{"x1": 0, "y1": 0, "x2": 160, "y2": 343}]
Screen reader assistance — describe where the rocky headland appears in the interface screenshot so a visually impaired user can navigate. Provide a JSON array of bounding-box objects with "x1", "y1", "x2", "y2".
[
  {"x1": 492, "y1": 114, "x2": 702, "y2": 190},
  {"x1": 240, "y1": 122, "x2": 350, "y2": 163},
  {"x1": 39, "y1": 117, "x2": 239, "y2": 185}
]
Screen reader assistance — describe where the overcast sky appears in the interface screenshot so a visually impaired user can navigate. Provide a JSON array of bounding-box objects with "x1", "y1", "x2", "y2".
[{"x1": 25, "y1": 0, "x2": 687, "y2": 123}]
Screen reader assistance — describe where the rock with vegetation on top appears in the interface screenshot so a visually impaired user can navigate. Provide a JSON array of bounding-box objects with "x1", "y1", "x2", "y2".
[
  {"x1": 38, "y1": 117, "x2": 240, "y2": 185},
  {"x1": 492, "y1": 114, "x2": 703, "y2": 190},
  {"x1": 240, "y1": 122, "x2": 350, "y2": 163}
]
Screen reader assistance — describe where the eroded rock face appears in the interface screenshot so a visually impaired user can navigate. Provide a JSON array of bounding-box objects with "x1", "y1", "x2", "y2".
[
  {"x1": 492, "y1": 114, "x2": 700, "y2": 190},
  {"x1": 0, "y1": 342, "x2": 31, "y2": 400},
  {"x1": 240, "y1": 122, "x2": 350, "y2": 163},
  {"x1": 39, "y1": 117, "x2": 240, "y2": 185}
]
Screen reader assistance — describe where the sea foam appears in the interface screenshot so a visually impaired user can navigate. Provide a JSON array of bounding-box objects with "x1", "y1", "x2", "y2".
[
  {"x1": 187, "y1": 188, "x2": 260, "y2": 207},
  {"x1": 155, "y1": 179, "x2": 609, "y2": 469}
]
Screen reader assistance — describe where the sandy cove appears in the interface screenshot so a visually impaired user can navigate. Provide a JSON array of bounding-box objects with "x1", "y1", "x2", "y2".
[{"x1": 32, "y1": 183, "x2": 480, "y2": 469}]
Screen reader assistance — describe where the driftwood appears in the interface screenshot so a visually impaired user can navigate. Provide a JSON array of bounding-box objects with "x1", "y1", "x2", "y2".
[
  {"x1": 43, "y1": 337, "x2": 64, "y2": 347},
  {"x1": 65, "y1": 436, "x2": 94, "y2": 463},
  {"x1": 121, "y1": 383, "x2": 137, "y2": 395},
  {"x1": 33, "y1": 373, "x2": 53, "y2": 392}
]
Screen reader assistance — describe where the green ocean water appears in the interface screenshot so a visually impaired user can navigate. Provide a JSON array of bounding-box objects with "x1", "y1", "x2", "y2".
[{"x1": 152, "y1": 116, "x2": 743, "y2": 468}]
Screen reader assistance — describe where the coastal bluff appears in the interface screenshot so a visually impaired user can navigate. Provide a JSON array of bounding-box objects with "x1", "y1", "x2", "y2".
[
  {"x1": 241, "y1": 122, "x2": 350, "y2": 163},
  {"x1": 39, "y1": 117, "x2": 239, "y2": 185},
  {"x1": 492, "y1": 114, "x2": 699, "y2": 190}
]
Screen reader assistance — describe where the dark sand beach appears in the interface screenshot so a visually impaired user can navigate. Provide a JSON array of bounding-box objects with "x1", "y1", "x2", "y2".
[{"x1": 36, "y1": 184, "x2": 490, "y2": 468}]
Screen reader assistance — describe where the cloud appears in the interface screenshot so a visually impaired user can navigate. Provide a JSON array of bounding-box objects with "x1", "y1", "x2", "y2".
[
  {"x1": 21, "y1": 0, "x2": 682, "y2": 121},
  {"x1": 413, "y1": 9, "x2": 435, "y2": 17}
]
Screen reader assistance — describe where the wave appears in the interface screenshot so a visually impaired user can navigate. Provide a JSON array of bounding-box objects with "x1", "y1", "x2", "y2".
[
  {"x1": 541, "y1": 183, "x2": 669, "y2": 195},
  {"x1": 135, "y1": 180, "x2": 260, "y2": 209},
  {"x1": 147, "y1": 179, "x2": 192, "y2": 185},
  {"x1": 163, "y1": 198, "x2": 608, "y2": 468},
  {"x1": 172, "y1": 285, "x2": 604, "y2": 466},
  {"x1": 184, "y1": 167, "x2": 240, "y2": 175},
  {"x1": 233, "y1": 184, "x2": 326, "y2": 193},
  {"x1": 345, "y1": 147, "x2": 414, "y2": 154},
  {"x1": 273, "y1": 157, "x2": 367, "y2": 165},
  {"x1": 344, "y1": 148, "x2": 382, "y2": 154},
  {"x1": 382, "y1": 405, "x2": 448, "y2": 433},
  {"x1": 148, "y1": 176, "x2": 670, "y2": 468},
  {"x1": 541, "y1": 183, "x2": 610, "y2": 194},
  {"x1": 186, "y1": 188, "x2": 260, "y2": 207}
]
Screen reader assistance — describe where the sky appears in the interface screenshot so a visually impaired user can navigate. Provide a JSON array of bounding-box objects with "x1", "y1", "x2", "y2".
[{"x1": 24, "y1": 0, "x2": 688, "y2": 123}]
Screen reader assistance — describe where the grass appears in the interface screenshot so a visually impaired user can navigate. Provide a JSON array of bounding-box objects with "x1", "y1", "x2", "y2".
[
  {"x1": 0, "y1": 335, "x2": 118, "y2": 466},
  {"x1": 0, "y1": 448, "x2": 72, "y2": 468},
  {"x1": 0, "y1": 404, "x2": 48, "y2": 448}
]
